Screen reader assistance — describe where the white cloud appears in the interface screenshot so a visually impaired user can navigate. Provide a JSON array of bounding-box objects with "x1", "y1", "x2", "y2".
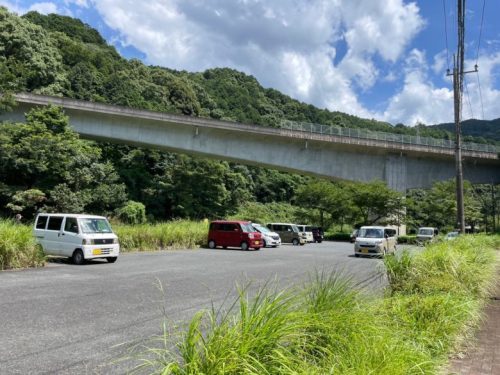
[
  {"x1": 90, "y1": 0, "x2": 424, "y2": 120},
  {"x1": 382, "y1": 49, "x2": 454, "y2": 125},
  {"x1": 28, "y1": 2, "x2": 58, "y2": 14}
]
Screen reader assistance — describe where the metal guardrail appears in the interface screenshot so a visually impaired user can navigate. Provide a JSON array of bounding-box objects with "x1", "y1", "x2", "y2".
[{"x1": 279, "y1": 120, "x2": 499, "y2": 154}]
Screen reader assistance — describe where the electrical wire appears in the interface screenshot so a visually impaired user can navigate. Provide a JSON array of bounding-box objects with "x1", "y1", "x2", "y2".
[
  {"x1": 463, "y1": 75, "x2": 474, "y2": 119},
  {"x1": 476, "y1": 0, "x2": 486, "y2": 64},
  {"x1": 476, "y1": 71, "x2": 485, "y2": 120},
  {"x1": 443, "y1": 0, "x2": 451, "y2": 70}
]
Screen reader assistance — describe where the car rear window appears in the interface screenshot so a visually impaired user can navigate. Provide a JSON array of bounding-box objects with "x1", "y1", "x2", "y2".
[
  {"x1": 47, "y1": 217, "x2": 63, "y2": 231},
  {"x1": 36, "y1": 215, "x2": 48, "y2": 229}
]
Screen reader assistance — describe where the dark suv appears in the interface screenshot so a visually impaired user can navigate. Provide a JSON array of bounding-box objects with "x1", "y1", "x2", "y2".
[{"x1": 311, "y1": 227, "x2": 324, "y2": 243}]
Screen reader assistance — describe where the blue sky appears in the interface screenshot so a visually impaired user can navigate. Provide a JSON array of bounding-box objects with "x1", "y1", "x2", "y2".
[{"x1": 2, "y1": 0, "x2": 500, "y2": 126}]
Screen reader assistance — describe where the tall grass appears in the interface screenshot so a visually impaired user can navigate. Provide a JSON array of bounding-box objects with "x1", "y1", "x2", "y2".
[
  {"x1": 137, "y1": 235, "x2": 498, "y2": 374},
  {"x1": 114, "y1": 220, "x2": 208, "y2": 252},
  {"x1": 0, "y1": 219, "x2": 45, "y2": 270}
]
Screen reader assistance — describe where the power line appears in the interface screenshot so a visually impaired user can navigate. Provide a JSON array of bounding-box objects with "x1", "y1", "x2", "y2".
[
  {"x1": 443, "y1": 0, "x2": 451, "y2": 70},
  {"x1": 476, "y1": 0, "x2": 486, "y2": 64},
  {"x1": 464, "y1": 75, "x2": 474, "y2": 119},
  {"x1": 476, "y1": 70, "x2": 485, "y2": 120}
]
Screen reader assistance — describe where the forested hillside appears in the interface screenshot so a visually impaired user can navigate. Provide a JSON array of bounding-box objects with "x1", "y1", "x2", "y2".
[
  {"x1": 0, "y1": 8, "x2": 497, "y2": 229},
  {"x1": 432, "y1": 118, "x2": 500, "y2": 142}
]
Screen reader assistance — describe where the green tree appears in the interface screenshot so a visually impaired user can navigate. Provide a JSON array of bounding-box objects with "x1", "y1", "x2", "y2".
[{"x1": 348, "y1": 181, "x2": 403, "y2": 226}]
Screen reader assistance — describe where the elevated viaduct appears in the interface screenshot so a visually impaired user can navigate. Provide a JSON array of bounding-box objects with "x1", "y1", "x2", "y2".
[{"x1": 1, "y1": 93, "x2": 499, "y2": 191}]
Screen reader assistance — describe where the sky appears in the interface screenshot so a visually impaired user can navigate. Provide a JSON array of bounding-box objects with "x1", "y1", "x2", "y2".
[{"x1": 2, "y1": 0, "x2": 500, "y2": 126}]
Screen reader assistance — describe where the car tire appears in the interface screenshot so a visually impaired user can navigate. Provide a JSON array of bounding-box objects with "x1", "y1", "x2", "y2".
[
  {"x1": 72, "y1": 249, "x2": 85, "y2": 265},
  {"x1": 106, "y1": 257, "x2": 117, "y2": 263},
  {"x1": 241, "y1": 242, "x2": 249, "y2": 251},
  {"x1": 254, "y1": 247, "x2": 261, "y2": 251},
  {"x1": 292, "y1": 238, "x2": 299, "y2": 246},
  {"x1": 263, "y1": 240, "x2": 267, "y2": 248},
  {"x1": 208, "y1": 240, "x2": 216, "y2": 249}
]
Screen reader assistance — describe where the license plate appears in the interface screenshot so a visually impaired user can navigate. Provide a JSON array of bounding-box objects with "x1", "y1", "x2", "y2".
[
  {"x1": 361, "y1": 249, "x2": 368, "y2": 254},
  {"x1": 92, "y1": 249, "x2": 102, "y2": 255}
]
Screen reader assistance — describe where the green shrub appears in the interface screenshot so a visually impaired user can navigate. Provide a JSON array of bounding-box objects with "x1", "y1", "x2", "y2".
[
  {"x1": 0, "y1": 220, "x2": 45, "y2": 270},
  {"x1": 115, "y1": 200, "x2": 147, "y2": 224}
]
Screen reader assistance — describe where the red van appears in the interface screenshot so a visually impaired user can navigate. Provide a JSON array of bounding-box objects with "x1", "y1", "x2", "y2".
[{"x1": 208, "y1": 220, "x2": 262, "y2": 250}]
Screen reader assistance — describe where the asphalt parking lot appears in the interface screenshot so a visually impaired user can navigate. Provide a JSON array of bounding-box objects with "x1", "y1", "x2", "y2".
[{"x1": 0, "y1": 241, "x2": 389, "y2": 374}]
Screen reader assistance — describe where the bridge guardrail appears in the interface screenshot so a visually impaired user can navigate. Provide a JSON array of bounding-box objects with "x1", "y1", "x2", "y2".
[{"x1": 279, "y1": 120, "x2": 499, "y2": 154}]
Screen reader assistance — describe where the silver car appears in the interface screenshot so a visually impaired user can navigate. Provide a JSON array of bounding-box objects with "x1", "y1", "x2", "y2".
[{"x1": 252, "y1": 223, "x2": 281, "y2": 248}]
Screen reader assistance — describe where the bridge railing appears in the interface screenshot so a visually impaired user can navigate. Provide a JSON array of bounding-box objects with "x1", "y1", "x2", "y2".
[{"x1": 279, "y1": 120, "x2": 499, "y2": 153}]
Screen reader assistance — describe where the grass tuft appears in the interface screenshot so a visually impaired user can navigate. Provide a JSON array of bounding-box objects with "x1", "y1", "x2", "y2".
[{"x1": 0, "y1": 219, "x2": 45, "y2": 270}]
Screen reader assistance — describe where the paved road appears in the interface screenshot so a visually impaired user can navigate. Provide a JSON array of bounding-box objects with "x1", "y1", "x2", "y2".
[{"x1": 0, "y1": 242, "x2": 387, "y2": 374}]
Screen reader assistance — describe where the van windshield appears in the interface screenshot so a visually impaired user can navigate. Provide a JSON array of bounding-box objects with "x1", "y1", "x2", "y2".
[
  {"x1": 418, "y1": 229, "x2": 434, "y2": 236},
  {"x1": 291, "y1": 225, "x2": 299, "y2": 233},
  {"x1": 79, "y1": 218, "x2": 112, "y2": 234},
  {"x1": 358, "y1": 228, "x2": 384, "y2": 238}
]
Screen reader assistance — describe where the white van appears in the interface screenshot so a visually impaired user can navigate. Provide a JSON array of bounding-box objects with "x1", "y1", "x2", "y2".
[
  {"x1": 354, "y1": 226, "x2": 397, "y2": 257},
  {"x1": 296, "y1": 225, "x2": 314, "y2": 243},
  {"x1": 33, "y1": 214, "x2": 120, "y2": 264},
  {"x1": 416, "y1": 227, "x2": 438, "y2": 244}
]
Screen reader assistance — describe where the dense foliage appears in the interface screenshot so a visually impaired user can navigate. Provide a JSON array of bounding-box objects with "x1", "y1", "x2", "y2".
[{"x1": 0, "y1": 8, "x2": 498, "y2": 230}]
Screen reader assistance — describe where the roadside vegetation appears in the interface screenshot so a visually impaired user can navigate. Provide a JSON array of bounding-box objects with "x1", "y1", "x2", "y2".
[
  {"x1": 134, "y1": 235, "x2": 499, "y2": 374},
  {"x1": 114, "y1": 221, "x2": 208, "y2": 251},
  {"x1": 0, "y1": 219, "x2": 45, "y2": 270}
]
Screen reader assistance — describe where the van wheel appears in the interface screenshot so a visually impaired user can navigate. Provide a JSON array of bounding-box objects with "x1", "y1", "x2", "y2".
[
  {"x1": 292, "y1": 239, "x2": 299, "y2": 246},
  {"x1": 107, "y1": 257, "x2": 117, "y2": 263},
  {"x1": 72, "y1": 250, "x2": 85, "y2": 265},
  {"x1": 208, "y1": 240, "x2": 216, "y2": 249},
  {"x1": 241, "y1": 242, "x2": 249, "y2": 251}
]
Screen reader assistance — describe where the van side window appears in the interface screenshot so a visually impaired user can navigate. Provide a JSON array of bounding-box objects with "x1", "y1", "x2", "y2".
[
  {"x1": 47, "y1": 216, "x2": 63, "y2": 231},
  {"x1": 64, "y1": 217, "x2": 79, "y2": 233},
  {"x1": 36, "y1": 215, "x2": 48, "y2": 229}
]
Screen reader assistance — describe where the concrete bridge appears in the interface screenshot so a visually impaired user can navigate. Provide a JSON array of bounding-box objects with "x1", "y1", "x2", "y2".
[{"x1": 1, "y1": 93, "x2": 499, "y2": 191}]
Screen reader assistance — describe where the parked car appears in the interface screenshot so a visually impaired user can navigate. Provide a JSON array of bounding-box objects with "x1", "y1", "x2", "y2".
[
  {"x1": 416, "y1": 227, "x2": 438, "y2": 244},
  {"x1": 296, "y1": 225, "x2": 314, "y2": 243},
  {"x1": 33, "y1": 213, "x2": 120, "y2": 265},
  {"x1": 354, "y1": 226, "x2": 397, "y2": 257},
  {"x1": 252, "y1": 223, "x2": 281, "y2": 248},
  {"x1": 445, "y1": 231, "x2": 459, "y2": 241},
  {"x1": 266, "y1": 223, "x2": 306, "y2": 245},
  {"x1": 311, "y1": 227, "x2": 324, "y2": 243},
  {"x1": 349, "y1": 229, "x2": 359, "y2": 243},
  {"x1": 208, "y1": 220, "x2": 262, "y2": 250}
]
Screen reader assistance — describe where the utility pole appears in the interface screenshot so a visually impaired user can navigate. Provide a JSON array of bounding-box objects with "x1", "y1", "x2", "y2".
[{"x1": 447, "y1": 0, "x2": 477, "y2": 233}]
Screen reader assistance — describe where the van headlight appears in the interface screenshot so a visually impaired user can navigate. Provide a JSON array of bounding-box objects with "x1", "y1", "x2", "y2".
[
  {"x1": 375, "y1": 240, "x2": 383, "y2": 245},
  {"x1": 248, "y1": 233, "x2": 255, "y2": 239},
  {"x1": 82, "y1": 238, "x2": 95, "y2": 245},
  {"x1": 113, "y1": 238, "x2": 119, "y2": 244}
]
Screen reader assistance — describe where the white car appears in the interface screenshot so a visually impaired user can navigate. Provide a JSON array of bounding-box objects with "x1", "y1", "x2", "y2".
[
  {"x1": 354, "y1": 226, "x2": 397, "y2": 257},
  {"x1": 33, "y1": 213, "x2": 120, "y2": 264},
  {"x1": 296, "y1": 225, "x2": 314, "y2": 243},
  {"x1": 252, "y1": 223, "x2": 281, "y2": 247}
]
